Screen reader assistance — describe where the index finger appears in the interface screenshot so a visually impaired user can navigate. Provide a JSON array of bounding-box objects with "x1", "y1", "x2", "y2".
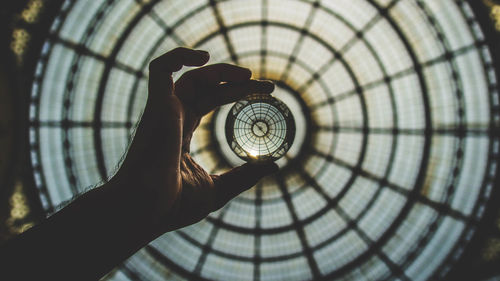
[
  {"x1": 182, "y1": 63, "x2": 252, "y2": 85},
  {"x1": 148, "y1": 48, "x2": 210, "y2": 101},
  {"x1": 149, "y1": 47, "x2": 210, "y2": 73},
  {"x1": 195, "y1": 80, "x2": 275, "y2": 115}
]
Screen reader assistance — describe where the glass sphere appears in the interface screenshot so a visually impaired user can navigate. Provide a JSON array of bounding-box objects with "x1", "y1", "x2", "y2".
[{"x1": 225, "y1": 94, "x2": 295, "y2": 162}]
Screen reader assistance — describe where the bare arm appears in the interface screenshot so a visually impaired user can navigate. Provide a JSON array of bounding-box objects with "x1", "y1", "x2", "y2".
[{"x1": 0, "y1": 48, "x2": 277, "y2": 281}]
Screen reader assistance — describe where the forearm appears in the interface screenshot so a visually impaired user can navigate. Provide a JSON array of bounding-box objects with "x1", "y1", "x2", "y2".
[
  {"x1": 0, "y1": 48, "x2": 275, "y2": 281},
  {"x1": 0, "y1": 179, "x2": 161, "y2": 280}
]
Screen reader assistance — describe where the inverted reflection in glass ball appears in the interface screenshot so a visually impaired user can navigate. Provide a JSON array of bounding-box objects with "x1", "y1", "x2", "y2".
[{"x1": 225, "y1": 94, "x2": 295, "y2": 162}]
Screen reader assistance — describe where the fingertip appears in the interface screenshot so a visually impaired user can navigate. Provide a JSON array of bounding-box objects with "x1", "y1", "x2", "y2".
[
  {"x1": 149, "y1": 48, "x2": 210, "y2": 73},
  {"x1": 249, "y1": 80, "x2": 275, "y2": 95},
  {"x1": 228, "y1": 66, "x2": 251, "y2": 83},
  {"x1": 188, "y1": 51, "x2": 208, "y2": 67},
  {"x1": 213, "y1": 161, "x2": 279, "y2": 209},
  {"x1": 196, "y1": 49, "x2": 210, "y2": 62},
  {"x1": 247, "y1": 161, "x2": 279, "y2": 177},
  {"x1": 196, "y1": 49, "x2": 209, "y2": 57},
  {"x1": 243, "y1": 67, "x2": 252, "y2": 80},
  {"x1": 264, "y1": 161, "x2": 280, "y2": 174},
  {"x1": 270, "y1": 162, "x2": 280, "y2": 173},
  {"x1": 261, "y1": 80, "x2": 275, "y2": 93}
]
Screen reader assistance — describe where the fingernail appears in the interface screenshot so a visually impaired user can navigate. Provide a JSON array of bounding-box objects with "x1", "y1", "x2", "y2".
[
  {"x1": 244, "y1": 68, "x2": 252, "y2": 78},
  {"x1": 196, "y1": 50, "x2": 210, "y2": 58},
  {"x1": 261, "y1": 80, "x2": 275, "y2": 93}
]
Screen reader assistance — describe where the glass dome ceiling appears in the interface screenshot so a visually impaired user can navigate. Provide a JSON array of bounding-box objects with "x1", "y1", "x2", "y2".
[{"x1": 29, "y1": 0, "x2": 500, "y2": 280}]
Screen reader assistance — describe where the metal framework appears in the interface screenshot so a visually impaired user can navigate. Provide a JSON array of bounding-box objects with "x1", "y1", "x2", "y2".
[{"x1": 28, "y1": 0, "x2": 500, "y2": 280}]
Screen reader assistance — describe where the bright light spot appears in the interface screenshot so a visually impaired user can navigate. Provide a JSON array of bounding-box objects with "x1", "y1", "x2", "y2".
[
  {"x1": 484, "y1": 0, "x2": 500, "y2": 31},
  {"x1": 21, "y1": 0, "x2": 43, "y2": 23},
  {"x1": 247, "y1": 150, "x2": 259, "y2": 157}
]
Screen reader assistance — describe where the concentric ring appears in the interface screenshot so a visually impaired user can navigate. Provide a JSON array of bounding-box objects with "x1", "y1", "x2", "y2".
[{"x1": 28, "y1": 0, "x2": 500, "y2": 280}]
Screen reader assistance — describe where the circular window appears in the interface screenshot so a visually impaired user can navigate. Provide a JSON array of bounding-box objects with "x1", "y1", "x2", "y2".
[{"x1": 29, "y1": 0, "x2": 500, "y2": 280}]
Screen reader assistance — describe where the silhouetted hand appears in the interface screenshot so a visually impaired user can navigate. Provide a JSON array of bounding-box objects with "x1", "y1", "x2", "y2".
[
  {"x1": 114, "y1": 47, "x2": 278, "y2": 233},
  {"x1": 0, "y1": 47, "x2": 279, "y2": 281}
]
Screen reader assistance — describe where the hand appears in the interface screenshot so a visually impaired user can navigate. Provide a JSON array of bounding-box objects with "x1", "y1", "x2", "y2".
[{"x1": 114, "y1": 47, "x2": 278, "y2": 233}]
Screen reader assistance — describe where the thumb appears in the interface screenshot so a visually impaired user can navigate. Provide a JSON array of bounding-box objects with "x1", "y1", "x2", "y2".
[{"x1": 212, "y1": 162, "x2": 279, "y2": 210}]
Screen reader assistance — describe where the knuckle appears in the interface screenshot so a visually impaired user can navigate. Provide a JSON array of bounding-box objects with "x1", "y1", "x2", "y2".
[
  {"x1": 213, "y1": 63, "x2": 231, "y2": 69},
  {"x1": 172, "y1": 46, "x2": 187, "y2": 53}
]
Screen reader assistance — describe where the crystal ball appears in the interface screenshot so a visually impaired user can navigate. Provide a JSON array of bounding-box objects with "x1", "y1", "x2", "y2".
[{"x1": 225, "y1": 94, "x2": 295, "y2": 162}]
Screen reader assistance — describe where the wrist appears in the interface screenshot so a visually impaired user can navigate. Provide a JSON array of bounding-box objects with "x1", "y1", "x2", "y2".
[{"x1": 108, "y1": 167, "x2": 182, "y2": 235}]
